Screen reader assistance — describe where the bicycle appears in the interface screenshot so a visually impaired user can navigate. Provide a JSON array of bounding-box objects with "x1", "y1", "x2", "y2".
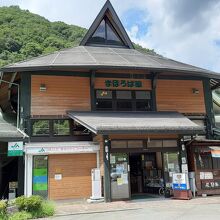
[{"x1": 159, "y1": 186, "x2": 173, "y2": 197}]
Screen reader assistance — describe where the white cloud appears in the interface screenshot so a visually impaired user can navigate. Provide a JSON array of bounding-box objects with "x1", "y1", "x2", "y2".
[{"x1": 0, "y1": 0, "x2": 220, "y2": 72}]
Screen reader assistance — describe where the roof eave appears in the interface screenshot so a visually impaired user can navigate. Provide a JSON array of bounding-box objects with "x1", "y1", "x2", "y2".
[
  {"x1": 1, "y1": 65, "x2": 218, "y2": 79},
  {"x1": 96, "y1": 128, "x2": 205, "y2": 135}
]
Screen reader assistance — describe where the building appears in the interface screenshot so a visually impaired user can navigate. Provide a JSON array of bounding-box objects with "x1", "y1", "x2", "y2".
[{"x1": 1, "y1": 0, "x2": 220, "y2": 201}]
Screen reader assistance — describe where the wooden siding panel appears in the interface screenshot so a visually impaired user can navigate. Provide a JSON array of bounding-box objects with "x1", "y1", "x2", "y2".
[
  {"x1": 48, "y1": 154, "x2": 96, "y2": 200},
  {"x1": 156, "y1": 80, "x2": 205, "y2": 113},
  {"x1": 31, "y1": 75, "x2": 91, "y2": 115},
  {"x1": 95, "y1": 78, "x2": 151, "y2": 90}
]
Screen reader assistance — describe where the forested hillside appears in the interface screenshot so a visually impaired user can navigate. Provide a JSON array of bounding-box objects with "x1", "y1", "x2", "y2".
[{"x1": 0, "y1": 6, "x2": 155, "y2": 67}]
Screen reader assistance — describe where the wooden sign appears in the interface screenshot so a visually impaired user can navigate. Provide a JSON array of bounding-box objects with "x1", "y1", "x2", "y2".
[{"x1": 201, "y1": 179, "x2": 220, "y2": 189}]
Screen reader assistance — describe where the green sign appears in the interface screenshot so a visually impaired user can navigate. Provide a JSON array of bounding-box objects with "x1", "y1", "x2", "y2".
[
  {"x1": 8, "y1": 142, "x2": 23, "y2": 156},
  {"x1": 105, "y1": 80, "x2": 142, "y2": 88}
]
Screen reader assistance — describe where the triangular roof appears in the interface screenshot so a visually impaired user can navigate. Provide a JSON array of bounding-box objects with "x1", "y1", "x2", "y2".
[{"x1": 80, "y1": 0, "x2": 134, "y2": 49}]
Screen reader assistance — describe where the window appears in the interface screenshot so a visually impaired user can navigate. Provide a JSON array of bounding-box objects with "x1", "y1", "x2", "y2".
[
  {"x1": 88, "y1": 19, "x2": 105, "y2": 44},
  {"x1": 96, "y1": 100, "x2": 113, "y2": 110},
  {"x1": 117, "y1": 101, "x2": 132, "y2": 111},
  {"x1": 116, "y1": 91, "x2": 132, "y2": 99},
  {"x1": 136, "y1": 101, "x2": 150, "y2": 111},
  {"x1": 195, "y1": 151, "x2": 212, "y2": 169},
  {"x1": 32, "y1": 120, "x2": 50, "y2": 136},
  {"x1": 96, "y1": 90, "x2": 112, "y2": 99},
  {"x1": 87, "y1": 16, "x2": 125, "y2": 47},
  {"x1": 127, "y1": 140, "x2": 143, "y2": 148},
  {"x1": 135, "y1": 91, "x2": 151, "y2": 100},
  {"x1": 73, "y1": 121, "x2": 90, "y2": 136},
  {"x1": 33, "y1": 156, "x2": 48, "y2": 199},
  {"x1": 95, "y1": 89, "x2": 151, "y2": 111},
  {"x1": 194, "y1": 147, "x2": 220, "y2": 170},
  {"x1": 53, "y1": 120, "x2": 70, "y2": 136},
  {"x1": 111, "y1": 141, "x2": 127, "y2": 148}
]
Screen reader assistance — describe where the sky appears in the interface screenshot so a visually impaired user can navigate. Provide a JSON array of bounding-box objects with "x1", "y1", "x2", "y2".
[{"x1": 0, "y1": 0, "x2": 220, "y2": 72}]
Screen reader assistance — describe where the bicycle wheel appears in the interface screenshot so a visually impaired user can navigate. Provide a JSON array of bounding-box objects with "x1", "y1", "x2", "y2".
[{"x1": 159, "y1": 187, "x2": 164, "y2": 196}]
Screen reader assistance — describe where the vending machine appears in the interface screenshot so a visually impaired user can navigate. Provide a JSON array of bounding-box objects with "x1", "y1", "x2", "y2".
[{"x1": 90, "y1": 168, "x2": 102, "y2": 200}]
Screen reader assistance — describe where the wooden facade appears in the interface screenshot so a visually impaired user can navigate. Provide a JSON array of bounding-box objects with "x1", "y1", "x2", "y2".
[
  {"x1": 156, "y1": 80, "x2": 205, "y2": 114},
  {"x1": 48, "y1": 153, "x2": 97, "y2": 200},
  {"x1": 31, "y1": 75, "x2": 91, "y2": 116}
]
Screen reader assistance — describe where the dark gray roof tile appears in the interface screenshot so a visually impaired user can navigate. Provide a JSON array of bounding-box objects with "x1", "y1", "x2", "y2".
[{"x1": 1, "y1": 46, "x2": 219, "y2": 78}]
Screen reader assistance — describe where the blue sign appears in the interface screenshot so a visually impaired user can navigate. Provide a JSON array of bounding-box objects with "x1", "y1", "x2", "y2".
[{"x1": 172, "y1": 183, "x2": 187, "y2": 190}]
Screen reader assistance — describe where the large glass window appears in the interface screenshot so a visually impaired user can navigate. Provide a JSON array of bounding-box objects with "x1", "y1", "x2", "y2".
[
  {"x1": 96, "y1": 90, "x2": 112, "y2": 99},
  {"x1": 135, "y1": 91, "x2": 151, "y2": 100},
  {"x1": 33, "y1": 156, "x2": 48, "y2": 199},
  {"x1": 96, "y1": 100, "x2": 113, "y2": 110},
  {"x1": 32, "y1": 120, "x2": 50, "y2": 136},
  {"x1": 88, "y1": 20, "x2": 105, "y2": 44},
  {"x1": 95, "y1": 89, "x2": 151, "y2": 111},
  {"x1": 195, "y1": 147, "x2": 220, "y2": 170},
  {"x1": 163, "y1": 152, "x2": 180, "y2": 186},
  {"x1": 87, "y1": 16, "x2": 126, "y2": 47},
  {"x1": 117, "y1": 101, "x2": 132, "y2": 111},
  {"x1": 53, "y1": 120, "x2": 70, "y2": 136},
  {"x1": 116, "y1": 91, "x2": 132, "y2": 99}
]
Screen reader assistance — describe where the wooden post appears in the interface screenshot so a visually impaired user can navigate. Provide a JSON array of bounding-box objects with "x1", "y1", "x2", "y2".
[{"x1": 203, "y1": 78, "x2": 215, "y2": 139}]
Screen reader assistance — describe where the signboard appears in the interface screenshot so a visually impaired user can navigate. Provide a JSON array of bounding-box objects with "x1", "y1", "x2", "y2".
[
  {"x1": 25, "y1": 145, "x2": 99, "y2": 155},
  {"x1": 201, "y1": 179, "x2": 220, "y2": 189},
  {"x1": 8, "y1": 142, "x2": 23, "y2": 156},
  {"x1": 200, "y1": 172, "x2": 213, "y2": 180},
  {"x1": 54, "y1": 174, "x2": 62, "y2": 181},
  {"x1": 105, "y1": 79, "x2": 142, "y2": 88},
  {"x1": 172, "y1": 173, "x2": 189, "y2": 190}
]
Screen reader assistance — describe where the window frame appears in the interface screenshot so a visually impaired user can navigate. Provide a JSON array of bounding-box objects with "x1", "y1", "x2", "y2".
[
  {"x1": 31, "y1": 119, "x2": 50, "y2": 137},
  {"x1": 87, "y1": 16, "x2": 127, "y2": 48},
  {"x1": 95, "y1": 89, "x2": 152, "y2": 112},
  {"x1": 53, "y1": 119, "x2": 71, "y2": 137}
]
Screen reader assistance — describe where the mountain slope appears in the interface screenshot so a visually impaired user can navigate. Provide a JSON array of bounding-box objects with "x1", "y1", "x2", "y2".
[{"x1": 0, "y1": 6, "x2": 155, "y2": 67}]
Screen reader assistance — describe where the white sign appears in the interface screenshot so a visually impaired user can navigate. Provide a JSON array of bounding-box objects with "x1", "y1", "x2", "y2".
[
  {"x1": 204, "y1": 172, "x2": 213, "y2": 180},
  {"x1": 54, "y1": 174, "x2": 62, "y2": 180},
  {"x1": 172, "y1": 173, "x2": 189, "y2": 190},
  {"x1": 8, "y1": 142, "x2": 23, "y2": 156},
  {"x1": 25, "y1": 145, "x2": 99, "y2": 155},
  {"x1": 181, "y1": 164, "x2": 188, "y2": 173}
]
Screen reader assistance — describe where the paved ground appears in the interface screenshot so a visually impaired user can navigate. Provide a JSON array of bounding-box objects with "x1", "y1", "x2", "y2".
[{"x1": 44, "y1": 196, "x2": 220, "y2": 220}]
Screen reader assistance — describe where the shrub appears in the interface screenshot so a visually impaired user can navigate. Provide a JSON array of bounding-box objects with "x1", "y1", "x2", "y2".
[
  {"x1": 31, "y1": 201, "x2": 55, "y2": 218},
  {"x1": 0, "y1": 200, "x2": 7, "y2": 218},
  {"x1": 15, "y1": 196, "x2": 43, "y2": 212},
  {"x1": 9, "y1": 211, "x2": 32, "y2": 220},
  {"x1": 14, "y1": 196, "x2": 55, "y2": 218}
]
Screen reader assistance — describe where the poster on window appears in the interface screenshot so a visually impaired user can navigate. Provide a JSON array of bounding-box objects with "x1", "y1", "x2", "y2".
[{"x1": 33, "y1": 156, "x2": 48, "y2": 198}]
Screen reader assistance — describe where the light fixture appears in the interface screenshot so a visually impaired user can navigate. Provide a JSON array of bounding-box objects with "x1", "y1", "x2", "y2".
[
  {"x1": 40, "y1": 84, "x2": 47, "y2": 92},
  {"x1": 192, "y1": 88, "x2": 199, "y2": 94}
]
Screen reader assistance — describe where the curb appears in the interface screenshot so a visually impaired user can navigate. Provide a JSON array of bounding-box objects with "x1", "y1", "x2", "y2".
[{"x1": 54, "y1": 207, "x2": 142, "y2": 217}]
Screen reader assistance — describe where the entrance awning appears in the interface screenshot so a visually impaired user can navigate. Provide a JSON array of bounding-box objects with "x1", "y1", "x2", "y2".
[{"x1": 67, "y1": 112, "x2": 204, "y2": 135}]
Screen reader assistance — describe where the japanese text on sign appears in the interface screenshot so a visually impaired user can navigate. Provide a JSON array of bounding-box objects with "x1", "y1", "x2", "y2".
[{"x1": 105, "y1": 80, "x2": 142, "y2": 88}]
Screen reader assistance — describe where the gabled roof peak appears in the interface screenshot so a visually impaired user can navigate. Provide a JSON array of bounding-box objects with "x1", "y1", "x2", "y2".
[{"x1": 80, "y1": 0, "x2": 134, "y2": 49}]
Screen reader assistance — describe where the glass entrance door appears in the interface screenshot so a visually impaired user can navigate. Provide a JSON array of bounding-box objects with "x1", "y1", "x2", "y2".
[
  {"x1": 163, "y1": 152, "x2": 180, "y2": 187},
  {"x1": 110, "y1": 153, "x2": 130, "y2": 200}
]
